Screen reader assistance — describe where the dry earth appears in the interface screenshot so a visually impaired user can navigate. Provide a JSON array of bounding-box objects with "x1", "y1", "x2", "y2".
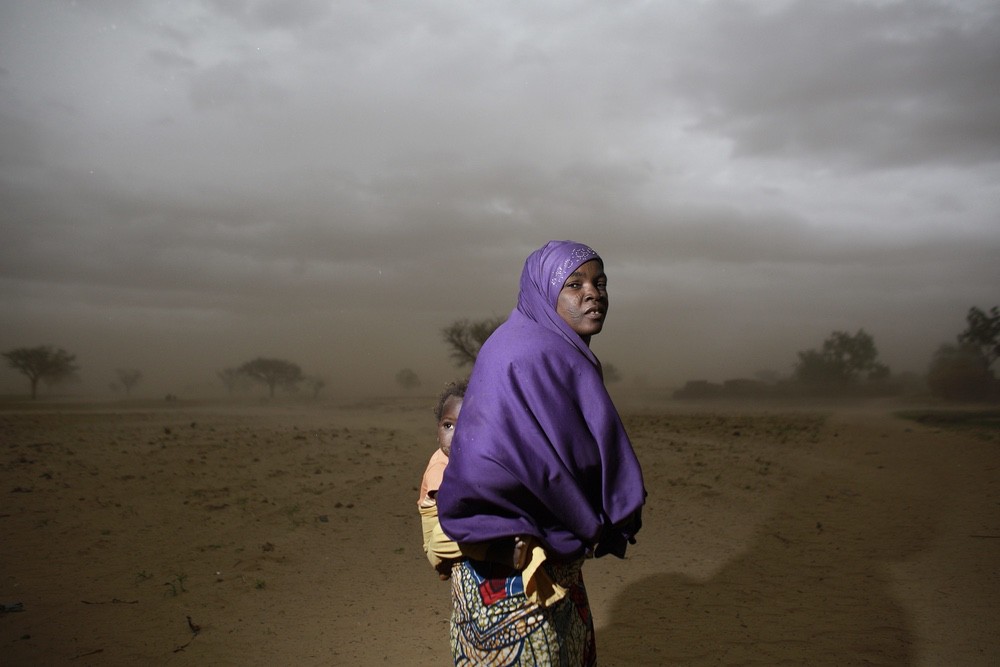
[{"x1": 1, "y1": 396, "x2": 997, "y2": 666}]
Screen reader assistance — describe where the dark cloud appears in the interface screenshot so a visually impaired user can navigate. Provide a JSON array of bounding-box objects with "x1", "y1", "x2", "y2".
[
  {"x1": 206, "y1": 0, "x2": 335, "y2": 31},
  {"x1": 188, "y1": 59, "x2": 288, "y2": 109},
  {"x1": 1, "y1": 0, "x2": 998, "y2": 397},
  {"x1": 670, "y1": 1, "x2": 1000, "y2": 168},
  {"x1": 146, "y1": 49, "x2": 197, "y2": 73}
]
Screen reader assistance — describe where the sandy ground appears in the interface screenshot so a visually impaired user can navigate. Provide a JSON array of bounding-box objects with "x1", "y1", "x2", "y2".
[{"x1": 1, "y1": 395, "x2": 997, "y2": 666}]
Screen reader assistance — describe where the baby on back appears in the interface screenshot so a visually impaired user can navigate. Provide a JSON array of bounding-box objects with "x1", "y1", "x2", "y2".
[
  {"x1": 417, "y1": 379, "x2": 526, "y2": 580},
  {"x1": 417, "y1": 380, "x2": 468, "y2": 579}
]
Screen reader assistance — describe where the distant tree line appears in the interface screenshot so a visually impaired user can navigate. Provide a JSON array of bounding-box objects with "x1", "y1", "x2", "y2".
[
  {"x1": 0, "y1": 346, "x2": 325, "y2": 402},
  {"x1": 673, "y1": 305, "x2": 1000, "y2": 402},
  {"x1": 6, "y1": 306, "x2": 995, "y2": 403}
]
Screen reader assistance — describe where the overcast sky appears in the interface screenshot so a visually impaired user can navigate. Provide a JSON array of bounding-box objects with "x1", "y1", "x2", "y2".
[{"x1": 1, "y1": 0, "x2": 998, "y2": 398}]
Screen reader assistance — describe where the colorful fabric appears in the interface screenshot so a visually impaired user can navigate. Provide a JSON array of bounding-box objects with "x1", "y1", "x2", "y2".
[
  {"x1": 450, "y1": 558, "x2": 595, "y2": 666},
  {"x1": 469, "y1": 562, "x2": 526, "y2": 603},
  {"x1": 438, "y1": 240, "x2": 645, "y2": 560}
]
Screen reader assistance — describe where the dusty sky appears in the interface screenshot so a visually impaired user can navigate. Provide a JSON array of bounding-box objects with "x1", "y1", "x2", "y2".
[{"x1": 1, "y1": 0, "x2": 999, "y2": 398}]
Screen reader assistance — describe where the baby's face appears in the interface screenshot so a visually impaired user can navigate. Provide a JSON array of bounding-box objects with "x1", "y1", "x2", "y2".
[{"x1": 436, "y1": 395, "x2": 463, "y2": 456}]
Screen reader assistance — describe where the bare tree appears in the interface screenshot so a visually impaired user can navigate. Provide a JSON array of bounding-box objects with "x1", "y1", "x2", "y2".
[
  {"x1": 2, "y1": 345, "x2": 79, "y2": 399},
  {"x1": 442, "y1": 316, "x2": 505, "y2": 367},
  {"x1": 238, "y1": 358, "x2": 304, "y2": 398},
  {"x1": 115, "y1": 369, "x2": 142, "y2": 397}
]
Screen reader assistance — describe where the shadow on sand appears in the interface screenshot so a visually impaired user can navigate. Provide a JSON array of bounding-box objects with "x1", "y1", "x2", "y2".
[{"x1": 600, "y1": 469, "x2": 938, "y2": 666}]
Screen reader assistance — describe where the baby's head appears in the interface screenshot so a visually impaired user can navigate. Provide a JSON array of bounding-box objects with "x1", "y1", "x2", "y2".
[{"x1": 434, "y1": 379, "x2": 468, "y2": 456}]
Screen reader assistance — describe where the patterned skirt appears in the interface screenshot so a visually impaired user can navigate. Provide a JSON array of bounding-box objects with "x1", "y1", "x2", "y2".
[{"x1": 450, "y1": 557, "x2": 596, "y2": 666}]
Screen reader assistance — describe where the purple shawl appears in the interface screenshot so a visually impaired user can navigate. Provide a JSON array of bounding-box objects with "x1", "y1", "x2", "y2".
[{"x1": 437, "y1": 241, "x2": 646, "y2": 560}]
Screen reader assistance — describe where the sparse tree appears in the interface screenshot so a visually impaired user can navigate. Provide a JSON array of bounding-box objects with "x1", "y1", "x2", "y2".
[
  {"x1": 2, "y1": 345, "x2": 79, "y2": 399},
  {"x1": 442, "y1": 317, "x2": 505, "y2": 367},
  {"x1": 115, "y1": 369, "x2": 142, "y2": 397},
  {"x1": 958, "y1": 306, "x2": 1000, "y2": 368},
  {"x1": 238, "y1": 357, "x2": 304, "y2": 398},
  {"x1": 794, "y1": 329, "x2": 889, "y2": 386},
  {"x1": 305, "y1": 376, "x2": 326, "y2": 400},
  {"x1": 396, "y1": 368, "x2": 421, "y2": 391}
]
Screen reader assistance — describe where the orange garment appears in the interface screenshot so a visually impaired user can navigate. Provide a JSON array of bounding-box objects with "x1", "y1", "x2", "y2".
[
  {"x1": 418, "y1": 447, "x2": 463, "y2": 567},
  {"x1": 418, "y1": 447, "x2": 449, "y2": 507}
]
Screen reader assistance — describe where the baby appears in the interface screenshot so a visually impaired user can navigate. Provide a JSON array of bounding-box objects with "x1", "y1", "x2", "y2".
[
  {"x1": 417, "y1": 380, "x2": 467, "y2": 579},
  {"x1": 418, "y1": 379, "x2": 528, "y2": 580}
]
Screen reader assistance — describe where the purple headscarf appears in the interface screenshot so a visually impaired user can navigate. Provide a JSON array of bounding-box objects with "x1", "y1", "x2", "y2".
[{"x1": 437, "y1": 241, "x2": 646, "y2": 560}]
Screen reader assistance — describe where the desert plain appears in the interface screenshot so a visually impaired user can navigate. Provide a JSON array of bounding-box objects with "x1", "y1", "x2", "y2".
[{"x1": 1, "y1": 393, "x2": 998, "y2": 666}]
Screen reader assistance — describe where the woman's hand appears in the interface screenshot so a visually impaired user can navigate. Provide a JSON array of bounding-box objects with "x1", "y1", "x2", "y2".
[
  {"x1": 435, "y1": 559, "x2": 457, "y2": 580},
  {"x1": 594, "y1": 509, "x2": 643, "y2": 558}
]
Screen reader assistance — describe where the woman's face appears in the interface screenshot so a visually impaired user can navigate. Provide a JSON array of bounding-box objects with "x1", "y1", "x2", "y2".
[{"x1": 555, "y1": 259, "x2": 608, "y2": 342}]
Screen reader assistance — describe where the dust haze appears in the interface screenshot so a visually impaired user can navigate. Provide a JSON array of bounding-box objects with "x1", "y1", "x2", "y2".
[{"x1": 2, "y1": 2, "x2": 999, "y2": 399}]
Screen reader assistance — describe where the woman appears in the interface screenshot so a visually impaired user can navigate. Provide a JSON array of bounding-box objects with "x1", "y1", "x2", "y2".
[{"x1": 437, "y1": 240, "x2": 646, "y2": 666}]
